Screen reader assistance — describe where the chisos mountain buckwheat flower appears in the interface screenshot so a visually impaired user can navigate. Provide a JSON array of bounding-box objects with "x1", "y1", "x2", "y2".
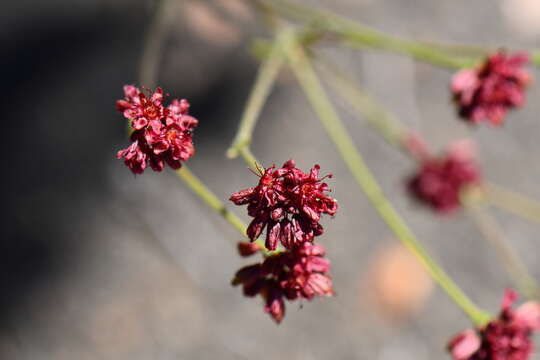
[
  {"x1": 116, "y1": 85, "x2": 198, "y2": 174},
  {"x1": 232, "y1": 242, "x2": 333, "y2": 323},
  {"x1": 229, "y1": 160, "x2": 338, "y2": 251},
  {"x1": 448, "y1": 289, "x2": 540, "y2": 360},
  {"x1": 408, "y1": 141, "x2": 481, "y2": 213},
  {"x1": 451, "y1": 51, "x2": 530, "y2": 126}
]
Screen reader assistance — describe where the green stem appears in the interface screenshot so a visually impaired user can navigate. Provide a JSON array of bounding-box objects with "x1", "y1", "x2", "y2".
[
  {"x1": 531, "y1": 51, "x2": 540, "y2": 67},
  {"x1": 321, "y1": 57, "x2": 540, "y2": 230},
  {"x1": 260, "y1": 0, "x2": 477, "y2": 69},
  {"x1": 317, "y1": 59, "x2": 407, "y2": 149},
  {"x1": 175, "y1": 166, "x2": 272, "y2": 256},
  {"x1": 286, "y1": 39, "x2": 490, "y2": 326},
  {"x1": 239, "y1": 147, "x2": 261, "y2": 172},
  {"x1": 227, "y1": 27, "x2": 295, "y2": 159},
  {"x1": 139, "y1": 0, "x2": 171, "y2": 89},
  {"x1": 322, "y1": 53, "x2": 540, "y2": 298},
  {"x1": 485, "y1": 183, "x2": 540, "y2": 225},
  {"x1": 464, "y1": 201, "x2": 540, "y2": 299}
]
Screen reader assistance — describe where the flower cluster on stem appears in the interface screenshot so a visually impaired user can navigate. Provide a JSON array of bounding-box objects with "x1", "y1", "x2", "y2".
[
  {"x1": 116, "y1": 85, "x2": 198, "y2": 174},
  {"x1": 233, "y1": 241, "x2": 333, "y2": 323},
  {"x1": 408, "y1": 140, "x2": 482, "y2": 213},
  {"x1": 448, "y1": 289, "x2": 540, "y2": 360},
  {"x1": 451, "y1": 51, "x2": 530, "y2": 126},
  {"x1": 230, "y1": 160, "x2": 337, "y2": 322},
  {"x1": 230, "y1": 160, "x2": 338, "y2": 251}
]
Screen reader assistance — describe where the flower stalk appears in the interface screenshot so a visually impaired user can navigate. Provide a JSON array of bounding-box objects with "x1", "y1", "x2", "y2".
[
  {"x1": 464, "y1": 201, "x2": 540, "y2": 299},
  {"x1": 286, "y1": 38, "x2": 490, "y2": 326},
  {"x1": 258, "y1": 0, "x2": 477, "y2": 69},
  {"x1": 318, "y1": 57, "x2": 540, "y2": 227},
  {"x1": 175, "y1": 166, "x2": 272, "y2": 256},
  {"x1": 227, "y1": 27, "x2": 296, "y2": 162},
  {"x1": 317, "y1": 59, "x2": 408, "y2": 150},
  {"x1": 139, "y1": 0, "x2": 172, "y2": 89},
  {"x1": 484, "y1": 183, "x2": 540, "y2": 225}
]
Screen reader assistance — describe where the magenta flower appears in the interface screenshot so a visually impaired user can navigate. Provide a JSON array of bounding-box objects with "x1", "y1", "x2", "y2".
[
  {"x1": 232, "y1": 242, "x2": 333, "y2": 323},
  {"x1": 451, "y1": 51, "x2": 530, "y2": 126},
  {"x1": 448, "y1": 289, "x2": 540, "y2": 360},
  {"x1": 408, "y1": 141, "x2": 481, "y2": 213},
  {"x1": 230, "y1": 160, "x2": 337, "y2": 251},
  {"x1": 116, "y1": 85, "x2": 198, "y2": 174}
]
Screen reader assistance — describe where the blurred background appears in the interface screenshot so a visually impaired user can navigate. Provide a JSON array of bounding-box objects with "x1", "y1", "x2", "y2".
[{"x1": 3, "y1": 0, "x2": 540, "y2": 358}]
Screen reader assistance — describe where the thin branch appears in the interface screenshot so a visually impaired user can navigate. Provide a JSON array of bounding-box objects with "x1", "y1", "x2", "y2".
[
  {"x1": 175, "y1": 165, "x2": 273, "y2": 256},
  {"x1": 317, "y1": 59, "x2": 408, "y2": 150},
  {"x1": 139, "y1": 0, "x2": 172, "y2": 88},
  {"x1": 285, "y1": 36, "x2": 490, "y2": 326},
  {"x1": 258, "y1": 0, "x2": 477, "y2": 69},
  {"x1": 465, "y1": 202, "x2": 540, "y2": 299},
  {"x1": 485, "y1": 183, "x2": 540, "y2": 225},
  {"x1": 227, "y1": 27, "x2": 295, "y2": 160}
]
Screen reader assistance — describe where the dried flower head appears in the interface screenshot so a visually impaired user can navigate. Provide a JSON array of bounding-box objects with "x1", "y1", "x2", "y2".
[
  {"x1": 232, "y1": 242, "x2": 333, "y2": 323},
  {"x1": 451, "y1": 51, "x2": 530, "y2": 126},
  {"x1": 230, "y1": 160, "x2": 337, "y2": 251},
  {"x1": 448, "y1": 289, "x2": 540, "y2": 360},
  {"x1": 408, "y1": 141, "x2": 481, "y2": 213},
  {"x1": 116, "y1": 85, "x2": 198, "y2": 174}
]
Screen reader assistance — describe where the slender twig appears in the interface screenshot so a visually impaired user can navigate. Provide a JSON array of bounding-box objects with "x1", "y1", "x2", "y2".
[
  {"x1": 320, "y1": 55, "x2": 540, "y2": 298},
  {"x1": 238, "y1": 147, "x2": 261, "y2": 172},
  {"x1": 175, "y1": 166, "x2": 273, "y2": 256},
  {"x1": 316, "y1": 59, "x2": 408, "y2": 150},
  {"x1": 464, "y1": 202, "x2": 540, "y2": 299},
  {"x1": 258, "y1": 0, "x2": 477, "y2": 69},
  {"x1": 484, "y1": 183, "x2": 540, "y2": 225},
  {"x1": 286, "y1": 38, "x2": 490, "y2": 326},
  {"x1": 531, "y1": 51, "x2": 540, "y2": 67},
  {"x1": 319, "y1": 58, "x2": 540, "y2": 229},
  {"x1": 227, "y1": 27, "x2": 295, "y2": 162},
  {"x1": 139, "y1": 0, "x2": 172, "y2": 88}
]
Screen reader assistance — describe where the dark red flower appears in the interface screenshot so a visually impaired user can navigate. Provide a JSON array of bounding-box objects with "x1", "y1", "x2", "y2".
[
  {"x1": 230, "y1": 160, "x2": 337, "y2": 251},
  {"x1": 451, "y1": 51, "x2": 530, "y2": 126},
  {"x1": 116, "y1": 85, "x2": 198, "y2": 174},
  {"x1": 408, "y1": 141, "x2": 481, "y2": 213},
  {"x1": 232, "y1": 242, "x2": 333, "y2": 323},
  {"x1": 448, "y1": 289, "x2": 540, "y2": 360}
]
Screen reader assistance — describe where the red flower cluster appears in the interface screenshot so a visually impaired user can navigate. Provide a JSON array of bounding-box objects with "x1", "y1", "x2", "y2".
[
  {"x1": 408, "y1": 141, "x2": 481, "y2": 213},
  {"x1": 448, "y1": 290, "x2": 540, "y2": 360},
  {"x1": 232, "y1": 242, "x2": 333, "y2": 323},
  {"x1": 451, "y1": 51, "x2": 530, "y2": 126},
  {"x1": 116, "y1": 85, "x2": 198, "y2": 174},
  {"x1": 231, "y1": 160, "x2": 337, "y2": 322},
  {"x1": 229, "y1": 160, "x2": 338, "y2": 251}
]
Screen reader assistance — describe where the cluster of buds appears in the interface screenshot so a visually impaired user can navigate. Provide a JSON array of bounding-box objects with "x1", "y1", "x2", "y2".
[
  {"x1": 116, "y1": 86, "x2": 198, "y2": 174},
  {"x1": 448, "y1": 290, "x2": 540, "y2": 360},
  {"x1": 451, "y1": 51, "x2": 530, "y2": 126},
  {"x1": 230, "y1": 160, "x2": 338, "y2": 322},
  {"x1": 232, "y1": 242, "x2": 333, "y2": 323},
  {"x1": 230, "y1": 160, "x2": 338, "y2": 251},
  {"x1": 408, "y1": 141, "x2": 482, "y2": 213}
]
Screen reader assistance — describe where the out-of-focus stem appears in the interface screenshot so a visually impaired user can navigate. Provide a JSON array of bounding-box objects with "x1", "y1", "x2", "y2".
[
  {"x1": 317, "y1": 60, "x2": 408, "y2": 150},
  {"x1": 465, "y1": 201, "x2": 540, "y2": 299},
  {"x1": 175, "y1": 166, "x2": 272, "y2": 256},
  {"x1": 286, "y1": 38, "x2": 491, "y2": 326},
  {"x1": 531, "y1": 51, "x2": 540, "y2": 67},
  {"x1": 259, "y1": 0, "x2": 477, "y2": 69},
  {"x1": 484, "y1": 183, "x2": 540, "y2": 225},
  {"x1": 227, "y1": 27, "x2": 295, "y2": 161},
  {"x1": 139, "y1": 0, "x2": 172, "y2": 89}
]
